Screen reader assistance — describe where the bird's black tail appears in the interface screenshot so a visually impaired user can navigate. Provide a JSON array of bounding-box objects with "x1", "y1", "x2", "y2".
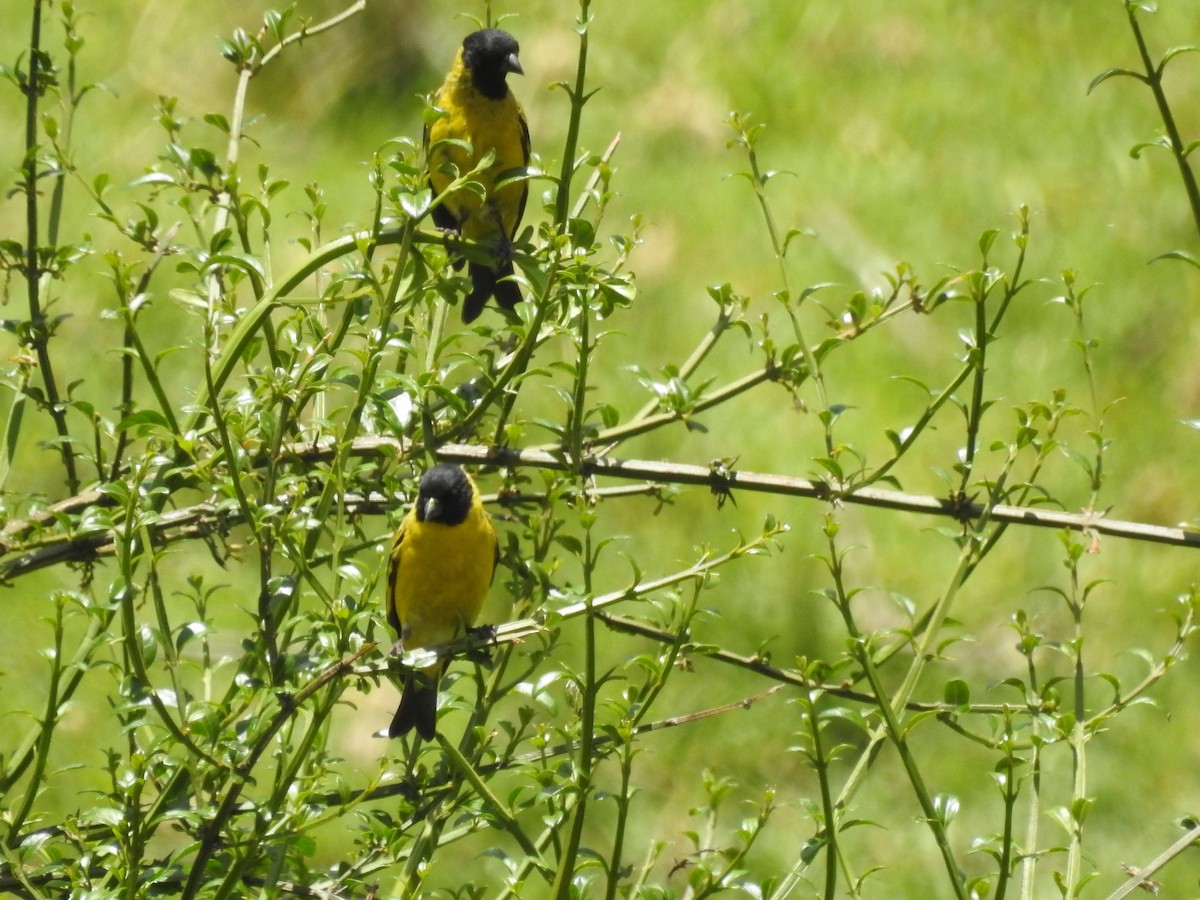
[
  {"x1": 463, "y1": 260, "x2": 522, "y2": 323},
  {"x1": 388, "y1": 670, "x2": 439, "y2": 741}
]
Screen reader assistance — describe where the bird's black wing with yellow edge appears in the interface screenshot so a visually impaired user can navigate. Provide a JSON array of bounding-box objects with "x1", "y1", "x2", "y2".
[{"x1": 385, "y1": 518, "x2": 439, "y2": 741}]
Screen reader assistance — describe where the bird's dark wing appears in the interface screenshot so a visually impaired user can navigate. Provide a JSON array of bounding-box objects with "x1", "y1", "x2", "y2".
[
  {"x1": 489, "y1": 529, "x2": 500, "y2": 585},
  {"x1": 425, "y1": 116, "x2": 462, "y2": 233},
  {"x1": 513, "y1": 109, "x2": 531, "y2": 233},
  {"x1": 385, "y1": 520, "x2": 405, "y2": 637}
]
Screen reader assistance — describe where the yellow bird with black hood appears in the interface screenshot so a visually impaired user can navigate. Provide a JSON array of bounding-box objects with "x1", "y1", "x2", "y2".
[
  {"x1": 426, "y1": 28, "x2": 530, "y2": 323},
  {"x1": 385, "y1": 464, "x2": 498, "y2": 740}
]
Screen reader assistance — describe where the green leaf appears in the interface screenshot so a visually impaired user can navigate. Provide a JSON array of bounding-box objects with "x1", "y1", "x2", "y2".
[
  {"x1": 79, "y1": 806, "x2": 126, "y2": 828},
  {"x1": 799, "y1": 835, "x2": 824, "y2": 864},
  {"x1": 1131, "y1": 137, "x2": 1170, "y2": 159},
  {"x1": 1086, "y1": 66, "x2": 1144, "y2": 94},
  {"x1": 0, "y1": 388, "x2": 25, "y2": 493},
  {"x1": 116, "y1": 409, "x2": 170, "y2": 434},
  {"x1": 1070, "y1": 796, "x2": 1094, "y2": 826},
  {"x1": 1160, "y1": 44, "x2": 1198, "y2": 66},
  {"x1": 943, "y1": 678, "x2": 970, "y2": 708},
  {"x1": 399, "y1": 188, "x2": 428, "y2": 220},
  {"x1": 203, "y1": 112, "x2": 230, "y2": 134},
  {"x1": 977, "y1": 228, "x2": 1000, "y2": 258},
  {"x1": 175, "y1": 622, "x2": 207, "y2": 653},
  {"x1": 932, "y1": 793, "x2": 960, "y2": 827},
  {"x1": 1151, "y1": 249, "x2": 1200, "y2": 270}
]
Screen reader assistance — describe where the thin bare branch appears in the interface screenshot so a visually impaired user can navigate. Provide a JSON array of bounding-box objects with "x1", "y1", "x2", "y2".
[{"x1": 3, "y1": 439, "x2": 1198, "y2": 584}]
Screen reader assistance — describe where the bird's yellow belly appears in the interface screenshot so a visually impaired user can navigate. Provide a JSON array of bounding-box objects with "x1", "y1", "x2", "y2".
[
  {"x1": 429, "y1": 98, "x2": 526, "y2": 240},
  {"x1": 393, "y1": 519, "x2": 494, "y2": 650}
]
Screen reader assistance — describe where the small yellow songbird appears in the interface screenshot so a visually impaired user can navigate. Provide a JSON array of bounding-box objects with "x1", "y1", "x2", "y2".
[
  {"x1": 386, "y1": 464, "x2": 498, "y2": 739},
  {"x1": 426, "y1": 28, "x2": 530, "y2": 323}
]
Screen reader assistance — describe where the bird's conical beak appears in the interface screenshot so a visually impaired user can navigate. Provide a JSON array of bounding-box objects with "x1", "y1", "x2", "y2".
[
  {"x1": 505, "y1": 53, "x2": 523, "y2": 76},
  {"x1": 421, "y1": 497, "x2": 443, "y2": 522}
]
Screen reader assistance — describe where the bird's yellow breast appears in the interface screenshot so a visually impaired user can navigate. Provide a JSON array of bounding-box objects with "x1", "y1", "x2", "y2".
[
  {"x1": 428, "y1": 63, "x2": 527, "y2": 241},
  {"x1": 390, "y1": 502, "x2": 496, "y2": 652}
]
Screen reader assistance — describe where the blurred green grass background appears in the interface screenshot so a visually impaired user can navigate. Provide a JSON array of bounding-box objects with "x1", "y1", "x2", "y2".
[{"x1": 3, "y1": 0, "x2": 1200, "y2": 894}]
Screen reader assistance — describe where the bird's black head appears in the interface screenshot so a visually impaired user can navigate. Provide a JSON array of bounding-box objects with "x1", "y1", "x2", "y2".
[
  {"x1": 415, "y1": 464, "x2": 475, "y2": 526},
  {"x1": 461, "y1": 28, "x2": 523, "y2": 100}
]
